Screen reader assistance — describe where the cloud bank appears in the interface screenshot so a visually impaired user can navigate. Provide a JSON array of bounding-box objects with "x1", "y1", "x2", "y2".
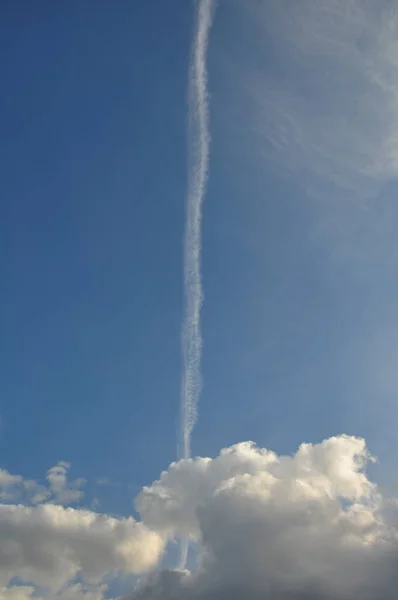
[
  {"x1": 0, "y1": 462, "x2": 165, "y2": 600},
  {"x1": 134, "y1": 435, "x2": 398, "y2": 600},
  {"x1": 2, "y1": 435, "x2": 398, "y2": 599},
  {"x1": 0, "y1": 503, "x2": 163, "y2": 590}
]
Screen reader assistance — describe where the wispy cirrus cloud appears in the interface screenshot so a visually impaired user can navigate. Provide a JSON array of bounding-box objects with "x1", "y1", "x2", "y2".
[
  {"x1": 233, "y1": 0, "x2": 398, "y2": 195},
  {"x1": 216, "y1": 0, "x2": 398, "y2": 271}
]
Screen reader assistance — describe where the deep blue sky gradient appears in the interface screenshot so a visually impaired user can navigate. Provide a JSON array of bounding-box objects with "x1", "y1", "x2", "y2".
[
  {"x1": 1, "y1": 1, "x2": 193, "y2": 513},
  {"x1": 1, "y1": 0, "x2": 397, "y2": 518}
]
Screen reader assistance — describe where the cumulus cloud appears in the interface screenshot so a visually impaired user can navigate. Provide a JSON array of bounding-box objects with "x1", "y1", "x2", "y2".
[
  {"x1": 0, "y1": 461, "x2": 85, "y2": 507},
  {"x1": 0, "y1": 468, "x2": 49, "y2": 506},
  {"x1": 46, "y1": 462, "x2": 85, "y2": 505},
  {"x1": 133, "y1": 435, "x2": 398, "y2": 600},
  {"x1": 0, "y1": 503, "x2": 164, "y2": 592},
  {"x1": 3, "y1": 435, "x2": 398, "y2": 600},
  {"x1": 0, "y1": 464, "x2": 165, "y2": 600},
  {"x1": 137, "y1": 435, "x2": 376, "y2": 536}
]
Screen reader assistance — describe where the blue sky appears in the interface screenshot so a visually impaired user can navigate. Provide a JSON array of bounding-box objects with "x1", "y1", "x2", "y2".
[
  {"x1": 2, "y1": 0, "x2": 398, "y2": 506},
  {"x1": 2, "y1": 1, "x2": 398, "y2": 598},
  {"x1": 1, "y1": 0, "x2": 192, "y2": 512}
]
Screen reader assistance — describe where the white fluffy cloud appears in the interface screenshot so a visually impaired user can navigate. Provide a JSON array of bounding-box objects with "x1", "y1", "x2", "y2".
[
  {"x1": 0, "y1": 463, "x2": 165, "y2": 600},
  {"x1": 136, "y1": 435, "x2": 376, "y2": 537},
  {"x1": 3, "y1": 435, "x2": 398, "y2": 600},
  {"x1": 0, "y1": 468, "x2": 48, "y2": 505},
  {"x1": 46, "y1": 462, "x2": 85, "y2": 505},
  {"x1": 134, "y1": 435, "x2": 398, "y2": 599},
  {"x1": 0, "y1": 503, "x2": 164, "y2": 591},
  {"x1": 0, "y1": 461, "x2": 86, "y2": 507}
]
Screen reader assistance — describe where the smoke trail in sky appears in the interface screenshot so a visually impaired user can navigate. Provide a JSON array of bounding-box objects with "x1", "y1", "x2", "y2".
[
  {"x1": 180, "y1": 0, "x2": 215, "y2": 461},
  {"x1": 178, "y1": 0, "x2": 215, "y2": 567}
]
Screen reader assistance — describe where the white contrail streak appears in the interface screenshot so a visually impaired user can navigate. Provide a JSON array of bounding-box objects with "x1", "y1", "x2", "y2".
[
  {"x1": 178, "y1": 0, "x2": 215, "y2": 568},
  {"x1": 180, "y1": 0, "x2": 215, "y2": 462}
]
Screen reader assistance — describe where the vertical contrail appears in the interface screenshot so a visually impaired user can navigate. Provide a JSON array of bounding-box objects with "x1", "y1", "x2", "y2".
[
  {"x1": 178, "y1": 0, "x2": 215, "y2": 568},
  {"x1": 180, "y1": 0, "x2": 215, "y2": 462}
]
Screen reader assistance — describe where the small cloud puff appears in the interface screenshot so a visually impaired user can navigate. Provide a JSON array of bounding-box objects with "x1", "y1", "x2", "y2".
[{"x1": 46, "y1": 461, "x2": 85, "y2": 505}]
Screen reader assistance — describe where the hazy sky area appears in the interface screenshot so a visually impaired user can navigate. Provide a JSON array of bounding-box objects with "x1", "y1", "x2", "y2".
[{"x1": 2, "y1": 1, "x2": 398, "y2": 599}]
